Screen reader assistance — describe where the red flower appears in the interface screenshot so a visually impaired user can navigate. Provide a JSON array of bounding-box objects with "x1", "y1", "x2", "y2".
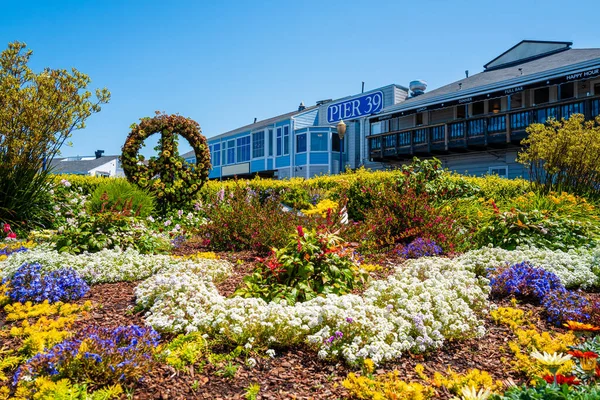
[
  {"x1": 7, "y1": 232, "x2": 16, "y2": 240},
  {"x1": 297, "y1": 226, "x2": 304, "y2": 238},
  {"x1": 583, "y1": 351, "x2": 598, "y2": 359},
  {"x1": 3, "y1": 224, "x2": 10, "y2": 233},
  {"x1": 542, "y1": 374, "x2": 579, "y2": 385},
  {"x1": 568, "y1": 350, "x2": 585, "y2": 358}
]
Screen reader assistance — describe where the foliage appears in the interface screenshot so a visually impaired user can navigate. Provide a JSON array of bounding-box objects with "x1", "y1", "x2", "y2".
[
  {"x1": 87, "y1": 179, "x2": 155, "y2": 217},
  {"x1": 0, "y1": 41, "x2": 110, "y2": 228},
  {"x1": 10, "y1": 314, "x2": 80, "y2": 357},
  {"x1": 399, "y1": 238, "x2": 443, "y2": 259},
  {"x1": 198, "y1": 183, "x2": 313, "y2": 254},
  {"x1": 4, "y1": 300, "x2": 92, "y2": 322},
  {"x1": 159, "y1": 332, "x2": 206, "y2": 371},
  {"x1": 235, "y1": 227, "x2": 365, "y2": 304},
  {"x1": 490, "y1": 379, "x2": 600, "y2": 399},
  {"x1": 121, "y1": 112, "x2": 211, "y2": 211},
  {"x1": 490, "y1": 305, "x2": 528, "y2": 331},
  {"x1": 17, "y1": 325, "x2": 160, "y2": 387},
  {"x1": 342, "y1": 370, "x2": 435, "y2": 400},
  {"x1": 53, "y1": 212, "x2": 170, "y2": 254},
  {"x1": 244, "y1": 383, "x2": 260, "y2": 400},
  {"x1": 3, "y1": 263, "x2": 88, "y2": 304},
  {"x1": 51, "y1": 175, "x2": 110, "y2": 196},
  {"x1": 302, "y1": 199, "x2": 339, "y2": 218},
  {"x1": 518, "y1": 114, "x2": 600, "y2": 199}
]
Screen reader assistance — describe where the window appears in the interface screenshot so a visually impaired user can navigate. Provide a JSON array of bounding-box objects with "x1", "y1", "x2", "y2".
[
  {"x1": 456, "y1": 105, "x2": 466, "y2": 119},
  {"x1": 370, "y1": 121, "x2": 382, "y2": 135},
  {"x1": 212, "y1": 143, "x2": 221, "y2": 166},
  {"x1": 226, "y1": 140, "x2": 235, "y2": 165},
  {"x1": 595, "y1": 83, "x2": 600, "y2": 96},
  {"x1": 296, "y1": 133, "x2": 307, "y2": 153},
  {"x1": 416, "y1": 113, "x2": 423, "y2": 126},
  {"x1": 332, "y1": 133, "x2": 340, "y2": 152},
  {"x1": 534, "y1": 87, "x2": 550, "y2": 105},
  {"x1": 510, "y1": 92, "x2": 523, "y2": 109},
  {"x1": 311, "y1": 132, "x2": 328, "y2": 151},
  {"x1": 237, "y1": 136, "x2": 250, "y2": 162},
  {"x1": 276, "y1": 127, "x2": 282, "y2": 156},
  {"x1": 252, "y1": 131, "x2": 264, "y2": 158},
  {"x1": 472, "y1": 101, "x2": 484, "y2": 116},
  {"x1": 489, "y1": 98, "x2": 502, "y2": 114},
  {"x1": 559, "y1": 82, "x2": 575, "y2": 100},
  {"x1": 283, "y1": 125, "x2": 290, "y2": 155},
  {"x1": 488, "y1": 166, "x2": 508, "y2": 178},
  {"x1": 268, "y1": 129, "x2": 273, "y2": 156}
]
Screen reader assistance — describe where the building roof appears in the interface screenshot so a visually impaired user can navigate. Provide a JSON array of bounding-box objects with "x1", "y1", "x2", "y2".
[
  {"x1": 379, "y1": 46, "x2": 600, "y2": 117},
  {"x1": 484, "y1": 40, "x2": 572, "y2": 70},
  {"x1": 50, "y1": 155, "x2": 119, "y2": 175}
]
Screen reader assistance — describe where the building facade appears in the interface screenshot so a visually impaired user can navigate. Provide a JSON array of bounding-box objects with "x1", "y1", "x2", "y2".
[
  {"x1": 187, "y1": 40, "x2": 600, "y2": 180},
  {"x1": 367, "y1": 40, "x2": 600, "y2": 178}
]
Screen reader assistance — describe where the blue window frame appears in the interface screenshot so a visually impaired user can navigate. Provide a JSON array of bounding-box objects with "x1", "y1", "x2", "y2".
[
  {"x1": 252, "y1": 131, "x2": 265, "y2": 158},
  {"x1": 296, "y1": 133, "x2": 306, "y2": 153},
  {"x1": 276, "y1": 127, "x2": 282, "y2": 156},
  {"x1": 226, "y1": 140, "x2": 235, "y2": 165},
  {"x1": 283, "y1": 125, "x2": 290, "y2": 155},
  {"x1": 212, "y1": 143, "x2": 221, "y2": 166},
  {"x1": 237, "y1": 136, "x2": 250, "y2": 162},
  {"x1": 310, "y1": 132, "x2": 328, "y2": 151},
  {"x1": 268, "y1": 129, "x2": 274, "y2": 156}
]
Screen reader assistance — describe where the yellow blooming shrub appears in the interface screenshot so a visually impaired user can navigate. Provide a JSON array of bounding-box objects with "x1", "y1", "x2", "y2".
[
  {"x1": 343, "y1": 370, "x2": 435, "y2": 400},
  {"x1": 429, "y1": 367, "x2": 503, "y2": 395},
  {"x1": 10, "y1": 315, "x2": 79, "y2": 357},
  {"x1": 4, "y1": 300, "x2": 92, "y2": 322},
  {"x1": 359, "y1": 264, "x2": 383, "y2": 273},
  {"x1": 302, "y1": 199, "x2": 339, "y2": 218},
  {"x1": 508, "y1": 328, "x2": 576, "y2": 377},
  {"x1": 173, "y1": 251, "x2": 220, "y2": 260},
  {"x1": 490, "y1": 306, "x2": 528, "y2": 331},
  {"x1": 0, "y1": 283, "x2": 9, "y2": 307}
]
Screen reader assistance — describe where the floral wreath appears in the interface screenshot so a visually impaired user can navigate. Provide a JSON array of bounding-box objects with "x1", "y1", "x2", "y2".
[{"x1": 121, "y1": 113, "x2": 211, "y2": 205}]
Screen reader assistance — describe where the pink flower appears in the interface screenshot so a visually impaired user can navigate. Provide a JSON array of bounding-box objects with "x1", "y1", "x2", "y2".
[
  {"x1": 297, "y1": 226, "x2": 304, "y2": 237},
  {"x1": 7, "y1": 232, "x2": 17, "y2": 240},
  {"x1": 3, "y1": 224, "x2": 10, "y2": 233}
]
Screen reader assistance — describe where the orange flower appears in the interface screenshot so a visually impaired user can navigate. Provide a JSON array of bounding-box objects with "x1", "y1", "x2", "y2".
[
  {"x1": 564, "y1": 321, "x2": 600, "y2": 332},
  {"x1": 543, "y1": 374, "x2": 579, "y2": 385},
  {"x1": 568, "y1": 350, "x2": 585, "y2": 358}
]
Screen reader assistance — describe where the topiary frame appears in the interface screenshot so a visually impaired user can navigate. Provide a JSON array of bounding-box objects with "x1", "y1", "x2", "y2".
[{"x1": 121, "y1": 113, "x2": 211, "y2": 206}]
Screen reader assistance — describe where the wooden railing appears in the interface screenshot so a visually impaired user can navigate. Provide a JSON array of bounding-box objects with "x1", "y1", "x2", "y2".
[{"x1": 369, "y1": 96, "x2": 600, "y2": 160}]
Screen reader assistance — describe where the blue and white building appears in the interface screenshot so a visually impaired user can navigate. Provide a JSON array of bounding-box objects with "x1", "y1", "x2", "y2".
[
  {"x1": 183, "y1": 84, "x2": 409, "y2": 179},
  {"x1": 186, "y1": 40, "x2": 600, "y2": 180}
]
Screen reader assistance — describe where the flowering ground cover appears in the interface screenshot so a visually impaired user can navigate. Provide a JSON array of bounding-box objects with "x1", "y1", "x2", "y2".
[{"x1": 1, "y1": 166, "x2": 600, "y2": 399}]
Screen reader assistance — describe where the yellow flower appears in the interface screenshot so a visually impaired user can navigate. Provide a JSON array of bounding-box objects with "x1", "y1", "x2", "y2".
[
  {"x1": 454, "y1": 386, "x2": 491, "y2": 400},
  {"x1": 530, "y1": 351, "x2": 572, "y2": 373}
]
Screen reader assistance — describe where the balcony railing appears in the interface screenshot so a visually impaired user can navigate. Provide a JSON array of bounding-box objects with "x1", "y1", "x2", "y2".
[{"x1": 369, "y1": 95, "x2": 600, "y2": 160}]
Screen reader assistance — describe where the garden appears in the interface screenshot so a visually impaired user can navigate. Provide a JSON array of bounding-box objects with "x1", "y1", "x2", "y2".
[{"x1": 2, "y1": 41, "x2": 600, "y2": 400}]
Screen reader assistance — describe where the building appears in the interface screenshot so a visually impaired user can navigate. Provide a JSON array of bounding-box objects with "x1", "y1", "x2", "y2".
[
  {"x1": 368, "y1": 40, "x2": 600, "y2": 178},
  {"x1": 50, "y1": 150, "x2": 124, "y2": 177},
  {"x1": 183, "y1": 84, "x2": 409, "y2": 179},
  {"x1": 186, "y1": 40, "x2": 600, "y2": 180}
]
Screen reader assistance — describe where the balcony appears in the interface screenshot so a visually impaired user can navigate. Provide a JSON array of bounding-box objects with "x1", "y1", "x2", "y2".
[{"x1": 369, "y1": 96, "x2": 600, "y2": 161}]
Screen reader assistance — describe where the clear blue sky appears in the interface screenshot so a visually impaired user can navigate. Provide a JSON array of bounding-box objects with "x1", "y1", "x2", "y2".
[{"x1": 1, "y1": 0, "x2": 598, "y2": 157}]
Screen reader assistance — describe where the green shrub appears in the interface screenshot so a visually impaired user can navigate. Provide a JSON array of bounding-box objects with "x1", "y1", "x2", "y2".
[
  {"x1": 52, "y1": 174, "x2": 110, "y2": 195},
  {"x1": 235, "y1": 227, "x2": 366, "y2": 304},
  {"x1": 88, "y1": 179, "x2": 155, "y2": 217}
]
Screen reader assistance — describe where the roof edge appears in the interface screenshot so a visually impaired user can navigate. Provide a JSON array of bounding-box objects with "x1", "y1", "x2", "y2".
[{"x1": 483, "y1": 40, "x2": 573, "y2": 70}]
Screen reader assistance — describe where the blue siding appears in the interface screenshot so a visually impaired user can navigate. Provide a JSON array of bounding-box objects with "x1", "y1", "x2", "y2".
[
  {"x1": 295, "y1": 153, "x2": 307, "y2": 165},
  {"x1": 276, "y1": 155, "x2": 290, "y2": 168},
  {"x1": 267, "y1": 158, "x2": 273, "y2": 170},
  {"x1": 294, "y1": 109, "x2": 319, "y2": 129},
  {"x1": 209, "y1": 167, "x2": 221, "y2": 179},
  {"x1": 275, "y1": 119, "x2": 290, "y2": 128},
  {"x1": 251, "y1": 159, "x2": 265, "y2": 172},
  {"x1": 310, "y1": 152, "x2": 328, "y2": 164}
]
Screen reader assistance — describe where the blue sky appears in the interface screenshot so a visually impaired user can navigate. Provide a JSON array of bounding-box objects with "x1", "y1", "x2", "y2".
[{"x1": 1, "y1": 0, "x2": 598, "y2": 157}]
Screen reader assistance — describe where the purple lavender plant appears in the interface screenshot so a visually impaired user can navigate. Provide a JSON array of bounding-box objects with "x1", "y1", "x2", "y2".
[{"x1": 399, "y1": 238, "x2": 443, "y2": 259}]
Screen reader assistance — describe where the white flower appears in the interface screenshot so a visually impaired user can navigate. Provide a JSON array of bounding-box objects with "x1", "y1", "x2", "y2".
[
  {"x1": 246, "y1": 358, "x2": 257, "y2": 368},
  {"x1": 266, "y1": 349, "x2": 276, "y2": 358},
  {"x1": 164, "y1": 220, "x2": 172, "y2": 227},
  {"x1": 147, "y1": 216, "x2": 155, "y2": 223}
]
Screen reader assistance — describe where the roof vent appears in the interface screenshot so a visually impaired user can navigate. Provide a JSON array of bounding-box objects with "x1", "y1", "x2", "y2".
[
  {"x1": 409, "y1": 80, "x2": 427, "y2": 97},
  {"x1": 316, "y1": 99, "x2": 332, "y2": 106},
  {"x1": 94, "y1": 150, "x2": 104, "y2": 159},
  {"x1": 298, "y1": 101, "x2": 306, "y2": 111}
]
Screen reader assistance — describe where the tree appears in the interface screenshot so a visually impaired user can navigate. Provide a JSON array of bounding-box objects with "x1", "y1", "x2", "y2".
[
  {"x1": 0, "y1": 41, "x2": 110, "y2": 228},
  {"x1": 517, "y1": 114, "x2": 600, "y2": 198}
]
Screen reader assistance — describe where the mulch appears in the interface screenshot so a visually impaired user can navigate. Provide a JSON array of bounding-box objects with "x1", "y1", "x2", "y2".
[{"x1": 1, "y1": 250, "x2": 587, "y2": 399}]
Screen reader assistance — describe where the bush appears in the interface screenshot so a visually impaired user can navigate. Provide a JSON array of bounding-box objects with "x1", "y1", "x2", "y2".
[
  {"x1": 518, "y1": 114, "x2": 600, "y2": 199},
  {"x1": 3, "y1": 263, "x2": 89, "y2": 303},
  {"x1": 234, "y1": 227, "x2": 365, "y2": 304},
  {"x1": 398, "y1": 238, "x2": 443, "y2": 259},
  {"x1": 88, "y1": 179, "x2": 155, "y2": 217},
  {"x1": 51, "y1": 175, "x2": 109, "y2": 196},
  {"x1": 16, "y1": 325, "x2": 160, "y2": 387}
]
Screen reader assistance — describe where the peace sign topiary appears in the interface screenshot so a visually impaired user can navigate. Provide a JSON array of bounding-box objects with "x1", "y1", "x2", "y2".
[{"x1": 121, "y1": 113, "x2": 211, "y2": 208}]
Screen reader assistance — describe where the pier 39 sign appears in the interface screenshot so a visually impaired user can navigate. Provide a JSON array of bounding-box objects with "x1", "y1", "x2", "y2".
[{"x1": 327, "y1": 91, "x2": 384, "y2": 124}]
